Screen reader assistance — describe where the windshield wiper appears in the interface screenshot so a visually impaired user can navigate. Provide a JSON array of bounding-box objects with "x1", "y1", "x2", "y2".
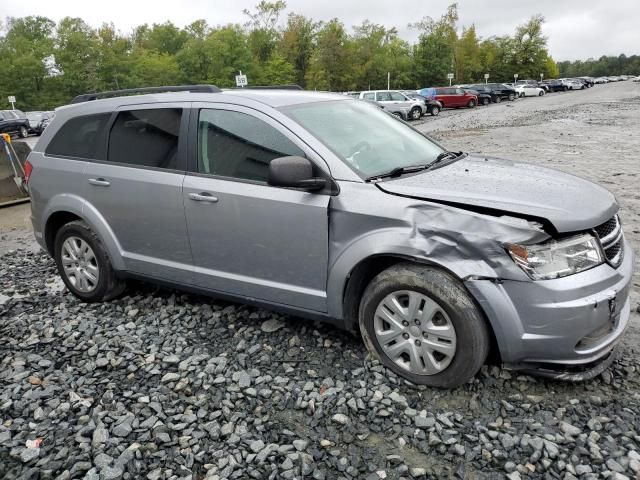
[
  {"x1": 365, "y1": 164, "x2": 429, "y2": 182},
  {"x1": 425, "y1": 151, "x2": 464, "y2": 169}
]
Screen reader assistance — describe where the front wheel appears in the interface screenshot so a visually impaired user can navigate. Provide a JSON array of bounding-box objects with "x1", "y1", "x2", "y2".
[
  {"x1": 538, "y1": 90, "x2": 545, "y2": 96},
  {"x1": 467, "y1": 99, "x2": 476, "y2": 108},
  {"x1": 19, "y1": 126, "x2": 28, "y2": 138},
  {"x1": 409, "y1": 107, "x2": 422, "y2": 120},
  {"x1": 359, "y1": 264, "x2": 490, "y2": 388},
  {"x1": 508, "y1": 93, "x2": 516, "y2": 101},
  {"x1": 430, "y1": 106, "x2": 440, "y2": 116},
  {"x1": 482, "y1": 98, "x2": 490, "y2": 105},
  {"x1": 494, "y1": 96, "x2": 501, "y2": 103},
  {"x1": 54, "y1": 220, "x2": 126, "y2": 302}
]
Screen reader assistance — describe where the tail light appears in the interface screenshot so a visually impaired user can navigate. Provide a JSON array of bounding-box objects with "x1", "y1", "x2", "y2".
[{"x1": 24, "y1": 159, "x2": 33, "y2": 184}]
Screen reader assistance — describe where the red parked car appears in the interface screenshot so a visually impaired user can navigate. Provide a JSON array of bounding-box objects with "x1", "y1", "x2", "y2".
[{"x1": 434, "y1": 87, "x2": 478, "y2": 109}]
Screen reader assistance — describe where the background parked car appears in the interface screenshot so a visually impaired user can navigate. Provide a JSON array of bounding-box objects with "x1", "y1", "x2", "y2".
[
  {"x1": 516, "y1": 79, "x2": 549, "y2": 92},
  {"x1": 359, "y1": 90, "x2": 425, "y2": 120},
  {"x1": 541, "y1": 79, "x2": 566, "y2": 92},
  {"x1": 461, "y1": 88, "x2": 492, "y2": 105},
  {"x1": 516, "y1": 84, "x2": 546, "y2": 97},
  {"x1": 26, "y1": 111, "x2": 54, "y2": 135},
  {"x1": 433, "y1": 87, "x2": 478, "y2": 108},
  {"x1": 401, "y1": 91, "x2": 442, "y2": 116},
  {"x1": 0, "y1": 110, "x2": 30, "y2": 138},
  {"x1": 467, "y1": 83, "x2": 517, "y2": 102},
  {"x1": 562, "y1": 79, "x2": 585, "y2": 90}
]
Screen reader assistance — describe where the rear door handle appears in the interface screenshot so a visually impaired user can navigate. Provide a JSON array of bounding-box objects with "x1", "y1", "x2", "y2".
[
  {"x1": 189, "y1": 192, "x2": 219, "y2": 203},
  {"x1": 88, "y1": 178, "x2": 110, "y2": 187}
]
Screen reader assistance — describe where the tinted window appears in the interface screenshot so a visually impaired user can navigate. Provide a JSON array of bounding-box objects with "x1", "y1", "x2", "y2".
[
  {"x1": 108, "y1": 109, "x2": 182, "y2": 170},
  {"x1": 455, "y1": 88, "x2": 464, "y2": 94},
  {"x1": 46, "y1": 113, "x2": 111, "y2": 159},
  {"x1": 363, "y1": 93, "x2": 375, "y2": 100},
  {"x1": 390, "y1": 92, "x2": 405, "y2": 101},
  {"x1": 198, "y1": 109, "x2": 304, "y2": 182},
  {"x1": 377, "y1": 92, "x2": 392, "y2": 101}
]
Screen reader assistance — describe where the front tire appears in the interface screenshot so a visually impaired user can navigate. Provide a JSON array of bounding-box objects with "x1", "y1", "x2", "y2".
[
  {"x1": 538, "y1": 90, "x2": 545, "y2": 96},
  {"x1": 54, "y1": 220, "x2": 126, "y2": 302},
  {"x1": 409, "y1": 107, "x2": 422, "y2": 120},
  {"x1": 467, "y1": 99, "x2": 476, "y2": 108},
  {"x1": 482, "y1": 98, "x2": 490, "y2": 105},
  {"x1": 359, "y1": 263, "x2": 490, "y2": 388},
  {"x1": 508, "y1": 93, "x2": 516, "y2": 101},
  {"x1": 19, "y1": 126, "x2": 28, "y2": 138},
  {"x1": 494, "y1": 96, "x2": 501, "y2": 103},
  {"x1": 430, "y1": 106, "x2": 440, "y2": 116}
]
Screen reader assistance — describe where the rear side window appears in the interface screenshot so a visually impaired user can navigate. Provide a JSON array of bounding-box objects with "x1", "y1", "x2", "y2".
[
  {"x1": 46, "y1": 113, "x2": 111, "y2": 159},
  {"x1": 198, "y1": 109, "x2": 304, "y2": 182},
  {"x1": 363, "y1": 93, "x2": 375, "y2": 100},
  {"x1": 108, "y1": 109, "x2": 182, "y2": 170}
]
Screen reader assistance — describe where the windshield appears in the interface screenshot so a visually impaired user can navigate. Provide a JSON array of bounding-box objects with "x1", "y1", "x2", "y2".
[{"x1": 281, "y1": 100, "x2": 444, "y2": 178}]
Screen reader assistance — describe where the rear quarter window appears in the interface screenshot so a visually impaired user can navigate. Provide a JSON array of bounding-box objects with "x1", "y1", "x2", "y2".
[{"x1": 46, "y1": 113, "x2": 111, "y2": 159}]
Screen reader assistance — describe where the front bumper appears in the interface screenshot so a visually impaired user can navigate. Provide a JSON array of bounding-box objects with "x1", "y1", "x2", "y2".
[{"x1": 465, "y1": 238, "x2": 634, "y2": 374}]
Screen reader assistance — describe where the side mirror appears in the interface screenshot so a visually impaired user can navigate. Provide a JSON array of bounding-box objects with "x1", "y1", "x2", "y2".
[{"x1": 268, "y1": 156, "x2": 326, "y2": 191}]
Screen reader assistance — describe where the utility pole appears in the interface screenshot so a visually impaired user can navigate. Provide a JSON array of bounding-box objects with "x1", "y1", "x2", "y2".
[{"x1": 387, "y1": 72, "x2": 390, "y2": 90}]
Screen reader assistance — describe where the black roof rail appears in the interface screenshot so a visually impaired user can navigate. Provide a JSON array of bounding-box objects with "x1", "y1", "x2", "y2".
[
  {"x1": 70, "y1": 85, "x2": 222, "y2": 104},
  {"x1": 230, "y1": 85, "x2": 304, "y2": 90}
]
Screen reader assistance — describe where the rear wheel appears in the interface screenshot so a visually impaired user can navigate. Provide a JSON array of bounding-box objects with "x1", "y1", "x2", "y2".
[
  {"x1": 359, "y1": 264, "x2": 490, "y2": 388},
  {"x1": 54, "y1": 220, "x2": 126, "y2": 302},
  {"x1": 482, "y1": 97, "x2": 490, "y2": 105},
  {"x1": 409, "y1": 107, "x2": 422, "y2": 120},
  {"x1": 494, "y1": 96, "x2": 501, "y2": 103},
  {"x1": 430, "y1": 106, "x2": 440, "y2": 116},
  {"x1": 508, "y1": 93, "x2": 516, "y2": 101},
  {"x1": 19, "y1": 126, "x2": 28, "y2": 138},
  {"x1": 467, "y1": 99, "x2": 476, "y2": 108},
  {"x1": 538, "y1": 90, "x2": 545, "y2": 96}
]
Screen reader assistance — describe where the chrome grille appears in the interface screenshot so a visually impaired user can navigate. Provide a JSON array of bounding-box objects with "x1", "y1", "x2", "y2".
[{"x1": 594, "y1": 215, "x2": 624, "y2": 267}]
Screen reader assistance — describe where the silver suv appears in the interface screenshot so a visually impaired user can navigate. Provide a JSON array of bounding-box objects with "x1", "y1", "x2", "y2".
[
  {"x1": 26, "y1": 85, "x2": 634, "y2": 388},
  {"x1": 358, "y1": 90, "x2": 426, "y2": 120}
]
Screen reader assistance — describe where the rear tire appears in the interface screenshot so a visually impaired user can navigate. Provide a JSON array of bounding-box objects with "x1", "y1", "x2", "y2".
[
  {"x1": 54, "y1": 220, "x2": 126, "y2": 302},
  {"x1": 409, "y1": 107, "x2": 422, "y2": 120},
  {"x1": 19, "y1": 126, "x2": 28, "y2": 138},
  {"x1": 482, "y1": 98, "x2": 490, "y2": 105},
  {"x1": 508, "y1": 93, "x2": 516, "y2": 101},
  {"x1": 467, "y1": 99, "x2": 476, "y2": 108},
  {"x1": 494, "y1": 96, "x2": 501, "y2": 103},
  {"x1": 430, "y1": 106, "x2": 440, "y2": 116},
  {"x1": 359, "y1": 263, "x2": 490, "y2": 388}
]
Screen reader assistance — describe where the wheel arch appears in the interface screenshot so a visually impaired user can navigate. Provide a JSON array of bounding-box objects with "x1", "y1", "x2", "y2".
[
  {"x1": 42, "y1": 197, "x2": 125, "y2": 270},
  {"x1": 339, "y1": 253, "x2": 502, "y2": 363}
]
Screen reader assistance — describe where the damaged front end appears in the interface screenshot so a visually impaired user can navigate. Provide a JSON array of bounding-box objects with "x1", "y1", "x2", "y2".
[{"x1": 328, "y1": 180, "x2": 634, "y2": 380}]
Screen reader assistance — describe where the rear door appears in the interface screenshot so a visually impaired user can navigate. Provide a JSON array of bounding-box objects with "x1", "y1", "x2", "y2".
[
  {"x1": 183, "y1": 103, "x2": 331, "y2": 312},
  {"x1": 82, "y1": 104, "x2": 193, "y2": 283}
]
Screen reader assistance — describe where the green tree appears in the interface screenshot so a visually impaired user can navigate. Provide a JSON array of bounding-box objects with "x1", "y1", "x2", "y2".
[
  {"x1": 243, "y1": 0, "x2": 286, "y2": 63},
  {"x1": 305, "y1": 19, "x2": 354, "y2": 91},
  {"x1": 279, "y1": 13, "x2": 317, "y2": 86}
]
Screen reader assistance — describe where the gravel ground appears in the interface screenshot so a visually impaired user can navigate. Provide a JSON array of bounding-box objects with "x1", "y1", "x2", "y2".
[{"x1": 1, "y1": 83, "x2": 639, "y2": 480}]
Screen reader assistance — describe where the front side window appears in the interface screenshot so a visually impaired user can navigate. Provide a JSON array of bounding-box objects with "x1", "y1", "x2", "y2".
[
  {"x1": 377, "y1": 92, "x2": 392, "y2": 101},
  {"x1": 108, "y1": 109, "x2": 182, "y2": 169},
  {"x1": 46, "y1": 113, "x2": 111, "y2": 159},
  {"x1": 198, "y1": 109, "x2": 304, "y2": 182},
  {"x1": 282, "y1": 100, "x2": 444, "y2": 178}
]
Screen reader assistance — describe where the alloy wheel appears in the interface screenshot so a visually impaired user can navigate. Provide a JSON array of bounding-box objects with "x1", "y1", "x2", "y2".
[{"x1": 61, "y1": 236, "x2": 100, "y2": 293}]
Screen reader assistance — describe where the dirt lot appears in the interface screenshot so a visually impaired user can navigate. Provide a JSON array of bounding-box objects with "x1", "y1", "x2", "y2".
[{"x1": 0, "y1": 83, "x2": 639, "y2": 480}]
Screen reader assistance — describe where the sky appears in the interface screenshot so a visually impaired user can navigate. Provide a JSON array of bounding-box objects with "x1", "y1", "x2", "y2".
[{"x1": 0, "y1": 0, "x2": 638, "y2": 61}]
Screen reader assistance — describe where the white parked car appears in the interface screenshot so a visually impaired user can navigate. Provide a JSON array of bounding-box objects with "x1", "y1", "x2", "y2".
[
  {"x1": 560, "y1": 79, "x2": 584, "y2": 90},
  {"x1": 517, "y1": 84, "x2": 545, "y2": 97}
]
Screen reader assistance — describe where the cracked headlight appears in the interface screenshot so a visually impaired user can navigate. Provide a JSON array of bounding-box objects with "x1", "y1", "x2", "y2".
[{"x1": 506, "y1": 234, "x2": 604, "y2": 280}]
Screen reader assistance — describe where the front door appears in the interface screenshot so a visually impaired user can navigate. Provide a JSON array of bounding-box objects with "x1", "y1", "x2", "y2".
[
  {"x1": 82, "y1": 104, "x2": 192, "y2": 283},
  {"x1": 183, "y1": 104, "x2": 330, "y2": 312}
]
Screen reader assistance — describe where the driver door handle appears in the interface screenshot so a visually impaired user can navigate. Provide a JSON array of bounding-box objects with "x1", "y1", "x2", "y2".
[
  {"x1": 88, "y1": 178, "x2": 110, "y2": 187},
  {"x1": 189, "y1": 192, "x2": 219, "y2": 203}
]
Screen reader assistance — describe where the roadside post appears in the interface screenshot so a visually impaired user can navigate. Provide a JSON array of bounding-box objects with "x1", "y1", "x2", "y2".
[
  {"x1": 447, "y1": 73, "x2": 454, "y2": 86},
  {"x1": 540, "y1": 73, "x2": 544, "y2": 82},
  {"x1": 235, "y1": 71, "x2": 248, "y2": 88},
  {"x1": 484, "y1": 73, "x2": 489, "y2": 84},
  {"x1": 8, "y1": 96, "x2": 16, "y2": 109},
  {"x1": 514, "y1": 73, "x2": 519, "y2": 84}
]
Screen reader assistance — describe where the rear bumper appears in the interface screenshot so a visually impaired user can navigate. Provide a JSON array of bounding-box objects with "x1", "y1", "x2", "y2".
[{"x1": 465, "y1": 237, "x2": 634, "y2": 372}]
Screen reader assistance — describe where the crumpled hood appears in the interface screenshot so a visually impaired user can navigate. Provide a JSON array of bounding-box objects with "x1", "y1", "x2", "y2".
[{"x1": 376, "y1": 155, "x2": 618, "y2": 233}]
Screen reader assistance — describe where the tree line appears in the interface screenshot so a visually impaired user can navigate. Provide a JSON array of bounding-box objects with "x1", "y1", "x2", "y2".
[
  {"x1": 0, "y1": 2, "x2": 572, "y2": 110},
  {"x1": 558, "y1": 55, "x2": 640, "y2": 78}
]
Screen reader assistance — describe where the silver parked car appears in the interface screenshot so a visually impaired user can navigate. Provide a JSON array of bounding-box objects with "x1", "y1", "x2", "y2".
[
  {"x1": 26, "y1": 85, "x2": 634, "y2": 388},
  {"x1": 358, "y1": 90, "x2": 425, "y2": 120}
]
